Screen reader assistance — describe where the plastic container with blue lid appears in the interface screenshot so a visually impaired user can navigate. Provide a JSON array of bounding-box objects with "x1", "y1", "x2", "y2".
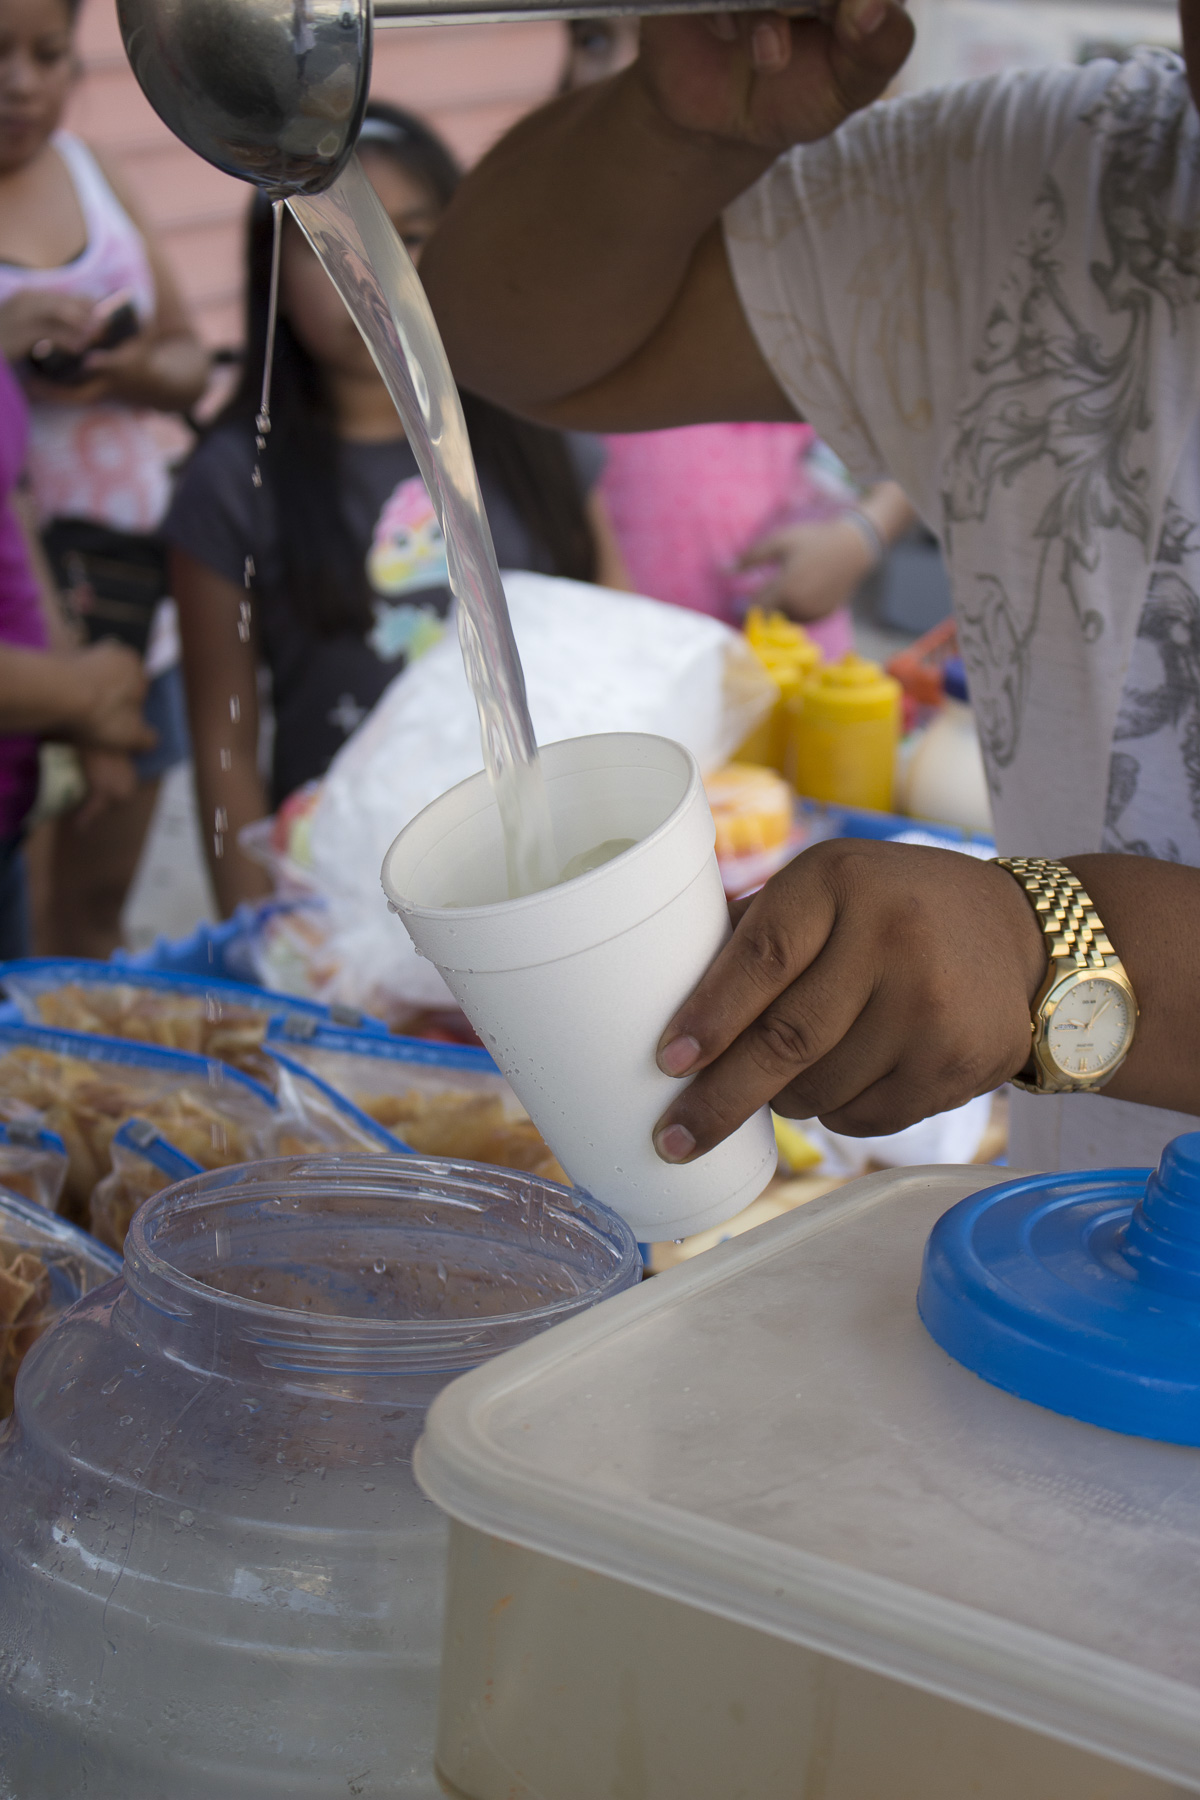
[{"x1": 417, "y1": 1157, "x2": 1200, "y2": 1800}]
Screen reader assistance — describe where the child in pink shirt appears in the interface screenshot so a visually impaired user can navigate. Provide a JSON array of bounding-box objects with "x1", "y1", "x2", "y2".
[{"x1": 600, "y1": 421, "x2": 914, "y2": 655}]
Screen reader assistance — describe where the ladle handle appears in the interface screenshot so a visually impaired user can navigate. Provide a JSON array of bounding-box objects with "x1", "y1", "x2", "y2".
[{"x1": 374, "y1": 0, "x2": 831, "y2": 18}]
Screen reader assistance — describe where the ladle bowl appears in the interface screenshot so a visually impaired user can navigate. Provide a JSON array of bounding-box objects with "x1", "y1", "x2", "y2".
[{"x1": 116, "y1": 0, "x2": 372, "y2": 196}]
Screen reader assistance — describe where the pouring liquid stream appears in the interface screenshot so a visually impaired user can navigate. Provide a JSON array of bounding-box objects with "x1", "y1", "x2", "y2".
[{"x1": 287, "y1": 157, "x2": 558, "y2": 899}]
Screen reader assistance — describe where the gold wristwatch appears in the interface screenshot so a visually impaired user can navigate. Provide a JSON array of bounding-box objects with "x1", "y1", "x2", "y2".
[{"x1": 994, "y1": 857, "x2": 1138, "y2": 1094}]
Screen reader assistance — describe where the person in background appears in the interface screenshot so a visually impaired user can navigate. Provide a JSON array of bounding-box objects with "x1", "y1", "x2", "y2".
[
  {"x1": 0, "y1": 0, "x2": 208, "y2": 957},
  {"x1": 167, "y1": 103, "x2": 626, "y2": 920},
  {"x1": 0, "y1": 350, "x2": 152, "y2": 955},
  {"x1": 600, "y1": 423, "x2": 915, "y2": 650},
  {"x1": 557, "y1": 13, "x2": 915, "y2": 646}
]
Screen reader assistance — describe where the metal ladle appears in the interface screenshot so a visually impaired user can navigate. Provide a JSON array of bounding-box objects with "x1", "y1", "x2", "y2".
[
  {"x1": 117, "y1": 0, "x2": 372, "y2": 197},
  {"x1": 117, "y1": 0, "x2": 825, "y2": 198}
]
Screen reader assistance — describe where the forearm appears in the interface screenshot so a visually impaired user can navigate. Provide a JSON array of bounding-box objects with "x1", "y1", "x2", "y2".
[
  {"x1": 1066, "y1": 855, "x2": 1200, "y2": 1116},
  {"x1": 192, "y1": 746, "x2": 272, "y2": 918},
  {"x1": 0, "y1": 645, "x2": 99, "y2": 734},
  {"x1": 422, "y1": 70, "x2": 770, "y2": 415},
  {"x1": 858, "y1": 480, "x2": 916, "y2": 547},
  {"x1": 173, "y1": 549, "x2": 271, "y2": 913},
  {"x1": 110, "y1": 334, "x2": 209, "y2": 413}
]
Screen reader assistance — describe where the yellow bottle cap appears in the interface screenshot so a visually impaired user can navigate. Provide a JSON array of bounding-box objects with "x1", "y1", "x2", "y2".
[
  {"x1": 744, "y1": 611, "x2": 822, "y2": 692},
  {"x1": 801, "y1": 653, "x2": 902, "y2": 724}
]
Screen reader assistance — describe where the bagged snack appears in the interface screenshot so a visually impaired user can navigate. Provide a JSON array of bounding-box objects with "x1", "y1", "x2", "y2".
[
  {"x1": 0, "y1": 1024, "x2": 377, "y2": 1226},
  {"x1": 0, "y1": 1188, "x2": 120, "y2": 1416},
  {"x1": 264, "y1": 1018, "x2": 569, "y2": 1182},
  {"x1": 0, "y1": 958, "x2": 384, "y2": 1087},
  {"x1": 88, "y1": 1119, "x2": 203, "y2": 1254},
  {"x1": 0, "y1": 1120, "x2": 69, "y2": 1213}
]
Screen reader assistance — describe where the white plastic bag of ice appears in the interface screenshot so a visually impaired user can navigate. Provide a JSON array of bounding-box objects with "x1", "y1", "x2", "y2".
[{"x1": 302, "y1": 573, "x2": 775, "y2": 1011}]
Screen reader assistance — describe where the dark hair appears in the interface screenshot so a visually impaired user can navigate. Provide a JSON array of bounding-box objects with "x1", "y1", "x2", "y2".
[{"x1": 218, "y1": 101, "x2": 595, "y2": 638}]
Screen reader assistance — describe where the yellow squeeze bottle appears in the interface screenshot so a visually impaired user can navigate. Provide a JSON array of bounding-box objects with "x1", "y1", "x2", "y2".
[
  {"x1": 736, "y1": 609, "x2": 822, "y2": 773},
  {"x1": 788, "y1": 652, "x2": 902, "y2": 811}
]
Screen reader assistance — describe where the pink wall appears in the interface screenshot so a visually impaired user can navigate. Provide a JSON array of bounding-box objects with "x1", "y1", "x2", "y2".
[{"x1": 64, "y1": 0, "x2": 565, "y2": 348}]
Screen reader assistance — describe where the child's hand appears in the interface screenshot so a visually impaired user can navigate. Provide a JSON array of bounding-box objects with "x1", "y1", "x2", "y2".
[
  {"x1": 738, "y1": 516, "x2": 877, "y2": 622},
  {"x1": 72, "y1": 746, "x2": 140, "y2": 829},
  {"x1": 63, "y1": 641, "x2": 156, "y2": 753}
]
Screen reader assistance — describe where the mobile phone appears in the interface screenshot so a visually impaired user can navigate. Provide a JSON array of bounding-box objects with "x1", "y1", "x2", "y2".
[{"x1": 28, "y1": 289, "x2": 140, "y2": 386}]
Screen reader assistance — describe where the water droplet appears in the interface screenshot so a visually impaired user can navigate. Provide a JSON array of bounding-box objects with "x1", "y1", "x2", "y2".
[
  {"x1": 213, "y1": 834, "x2": 225, "y2": 859},
  {"x1": 100, "y1": 1374, "x2": 121, "y2": 1395},
  {"x1": 372, "y1": 1258, "x2": 386, "y2": 1274},
  {"x1": 219, "y1": 748, "x2": 232, "y2": 771},
  {"x1": 229, "y1": 695, "x2": 241, "y2": 723}
]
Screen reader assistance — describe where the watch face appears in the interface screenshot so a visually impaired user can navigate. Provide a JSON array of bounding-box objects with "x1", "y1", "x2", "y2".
[{"x1": 1045, "y1": 976, "x2": 1133, "y2": 1079}]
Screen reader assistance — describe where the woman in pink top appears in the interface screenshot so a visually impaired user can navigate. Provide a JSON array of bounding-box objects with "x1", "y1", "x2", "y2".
[
  {"x1": 0, "y1": 350, "x2": 152, "y2": 955},
  {"x1": 0, "y1": 0, "x2": 207, "y2": 956},
  {"x1": 599, "y1": 421, "x2": 915, "y2": 654}
]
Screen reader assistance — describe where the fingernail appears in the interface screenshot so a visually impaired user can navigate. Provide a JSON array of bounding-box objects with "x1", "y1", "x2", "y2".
[
  {"x1": 707, "y1": 10, "x2": 737, "y2": 38},
  {"x1": 750, "y1": 18, "x2": 787, "y2": 67},
  {"x1": 658, "y1": 1033, "x2": 701, "y2": 1076},
  {"x1": 847, "y1": 0, "x2": 887, "y2": 34},
  {"x1": 654, "y1": 1122, "x2": 697, "y2": 1163}
]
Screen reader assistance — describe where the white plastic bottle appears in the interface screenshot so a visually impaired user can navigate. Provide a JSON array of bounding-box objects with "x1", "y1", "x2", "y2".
[{"x1": 902, "y1": 659, "x2": 993, "y2": 833}]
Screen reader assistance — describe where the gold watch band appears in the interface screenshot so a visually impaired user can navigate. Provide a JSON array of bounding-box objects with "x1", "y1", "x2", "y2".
[
  {"x1": 994, "y1": 858, "x2": 1122, "y2": 973},
  {"x1": 994, "y1": 856, "x2": 1135, "y2": 1094}
]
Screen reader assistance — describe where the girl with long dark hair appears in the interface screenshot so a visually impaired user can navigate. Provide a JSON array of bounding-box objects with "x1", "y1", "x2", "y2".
[{"x1": 166, "y1": 103, "x2": 624, "y2": 916}]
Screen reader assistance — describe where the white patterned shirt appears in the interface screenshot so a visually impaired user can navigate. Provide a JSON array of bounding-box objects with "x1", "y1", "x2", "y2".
[{"x1": 726, "y1": 51, "x2": 1200, "y2": 1169}]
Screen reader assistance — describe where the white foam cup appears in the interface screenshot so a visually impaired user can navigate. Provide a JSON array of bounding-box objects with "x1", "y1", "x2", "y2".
[{"x1": 380, "y1": 733, "x2": 777, "y2": 1241}]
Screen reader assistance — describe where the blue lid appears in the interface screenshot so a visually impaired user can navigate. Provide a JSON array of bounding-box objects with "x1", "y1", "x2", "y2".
[
  {"x1": 942, "y1": 655, "x2": 969, "y2": 702},
  {"x1": 917, "y1": 1132, "x2": 1200, "y2": 1445}
]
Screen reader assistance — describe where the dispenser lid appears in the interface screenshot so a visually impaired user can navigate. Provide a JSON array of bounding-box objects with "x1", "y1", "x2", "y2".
[
  {"x1": 919, "y1": 1133, "x2": 1200, "y2": 1446},
  {"x1": 416, "y1": 1167, "x2": 1200, "y2": 1791},
  {"x1": 802, "y1": 652, "x2": 901, "y2": 720}
]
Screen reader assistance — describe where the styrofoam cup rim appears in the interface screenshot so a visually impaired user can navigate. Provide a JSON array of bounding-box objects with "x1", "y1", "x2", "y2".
[{"x1": 382, "y1": 733, "x2": 704, "y2": 922}]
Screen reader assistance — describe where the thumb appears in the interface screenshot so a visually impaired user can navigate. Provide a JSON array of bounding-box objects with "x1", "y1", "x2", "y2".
[{"x1": 738, "y1": 531, "x2": 789, "y2": 570}]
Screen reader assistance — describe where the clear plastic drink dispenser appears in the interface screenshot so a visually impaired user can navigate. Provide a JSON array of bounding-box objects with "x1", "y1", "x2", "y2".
[{"x1": 0, "y1": 1154, "x2": 639, "y2": 1797}]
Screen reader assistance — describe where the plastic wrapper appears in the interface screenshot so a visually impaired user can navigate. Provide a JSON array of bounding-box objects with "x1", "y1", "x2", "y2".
[
  {"x1": 88, "y1": 1119, "x2": 203, "y2": 1254},
  {"x1": 0, "y1": 1188, "x2": 119, "y2": 1416},
  {"x1": 0, "y1": 1025, "x2": 380, "y2": 1228},
  {"x1": 264, "y1": 1019, "x2": 569, "y2": 1182},
  {"x1": 0, "y1": 1121, "x2": 69, "y2": 1213},
  {"x1": 0, "y1": 958, "x2": 382, "y2": 1087},
  {"x1": 241, "y1": 573, "x2": 774, "y2": 1016}
]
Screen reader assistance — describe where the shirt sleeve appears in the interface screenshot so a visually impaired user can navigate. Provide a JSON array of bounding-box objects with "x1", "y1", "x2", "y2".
[
  {"x1": 723, "y1": 58, "x2": 1117, "y2": 522},
  {"x1": 162, "y1": 424, "x2": 264, "y2": 590}
]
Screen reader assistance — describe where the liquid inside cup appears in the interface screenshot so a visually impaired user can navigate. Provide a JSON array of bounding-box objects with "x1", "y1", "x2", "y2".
[{"x1": 557, "y1": 837, "x2": 638, "y2": 884}]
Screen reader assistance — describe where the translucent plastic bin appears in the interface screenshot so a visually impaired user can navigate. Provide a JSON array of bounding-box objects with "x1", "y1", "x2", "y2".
[
  {"x1": 416, "y1": 1168, "x2": 1200, "y2": 1799},
  {"x1": 0, "y1": 1154, "x2": 639, "y2": 1798}
]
